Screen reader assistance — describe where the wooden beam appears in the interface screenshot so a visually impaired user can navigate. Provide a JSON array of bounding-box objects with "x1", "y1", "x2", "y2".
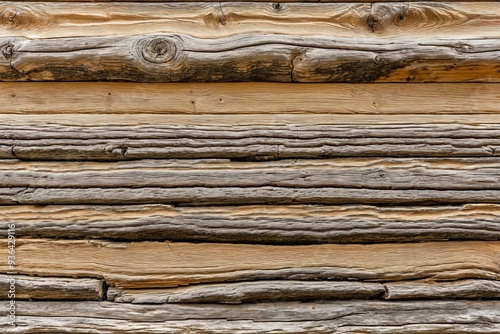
[
  {"x1": 4, "y1": 186, "x2": 500, "y2": 205},
  {"x1": 0, "y1": 158, "x2": 499, "y2": 189},
  {"x1": 1, "y1": 239, "x2": 499, "y2": 288},
  {"x1": 2, "y1": 204, "x2": 499, "y2": 243},
  {"x1": 108, "y1": 281, "x2": 385, "y2": 303},
  {"x1": 385, "y1": 279, "x2": 500, "y2": 300},
  {"x1": 108, "y1": 279, "x2": 500, "y2": 303},
  {"x1": 4, "y1": 300, "x2": 500, "y2": 333},
  {"x1": 0, "y1": 274, "x2": 104, "y2": 300},
  {"x1": 2, "y1": 114, "x2": 500, "y2": 160},
  {"x1": 1, "y1": 83, "x2": 500, "y2": 114},
  {"x1": 2, "y1": 34, "x2": 500, "y2": 82},
  {"x1": 1, "y1": 3, "x2": 499, "y2": 40}
]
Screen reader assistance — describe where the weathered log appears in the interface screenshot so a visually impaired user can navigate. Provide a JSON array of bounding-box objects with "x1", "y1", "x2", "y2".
[
  {"x1": 385, "y1": 279, "x2": 500, "y2": 300},
  {"x1": 1, "y1": 2, "x2": 499, "y2": 40},
  {"x1": 108, "y1": 279, "x2": 500, "y2": 303},
  {"x1": 4, "y1": 186, "x2": 500, "y2": 205},
  {"x1": 2, "y1": 114, "x2": 500, "y2": 160},
  {"x1": 1, "y1": 204, "x2": 499, "y2": 243},
  {"x1": 2, "y1": 34, "x2": 500, "y2": 82},
  {"x1": 108, "y1": 281, "x2": 385, "y2": 303},
  {"x1": 0, "y1": 274, "x2": 104, "y2": 300},
  {"x1": 0, "y1": 239, "x2": 498, "y2": 288},
  {"x1": 3, "y1": 300, "x2": 499, "y2": 333},
  {"x1": 2, "y1": 82, "x2": 500, "y2": 114}
]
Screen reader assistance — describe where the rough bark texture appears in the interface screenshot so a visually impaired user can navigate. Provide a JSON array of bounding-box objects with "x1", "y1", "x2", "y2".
[{"x1": 1, "y1": 204, "x2": 499, "y2": 243}]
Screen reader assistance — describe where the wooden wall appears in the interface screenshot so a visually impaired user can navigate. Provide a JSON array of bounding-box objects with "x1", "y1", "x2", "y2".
[{"x1": 1, "y1": 0, "x2": 500, "y2": 332}]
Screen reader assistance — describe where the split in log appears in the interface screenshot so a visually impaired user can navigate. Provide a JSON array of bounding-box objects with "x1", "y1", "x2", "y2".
[
  {"x1": 0, "y1": 274, "x2": 104, "y2": 300},
  {"x1": 3, "y1": 300, "x2": 499, "y2": 333},
  {"x1": 2, "y1": 34, "x2": 500, "y2": 82},
  {"x1": 5, "y1": 186, "x2": 500, "y2": 205},
  {"x1": 1, "y1": 2, "x2": 499, "y2": 40},
  {"x1": 1, "y1": 158, "x2": 500, "y2": 190},
  {"x1": 1, "y1": 239, "x2": 499, "y2": 288},
  {"x1": 1, "y1": 82, "x2": 500, "y2": 114},
  {"x1": 2, "y1": 114, "x2": 500, "y2": 160},
  {"x1": 1, "y1": 204, "x2": 499, "y2": 244}
]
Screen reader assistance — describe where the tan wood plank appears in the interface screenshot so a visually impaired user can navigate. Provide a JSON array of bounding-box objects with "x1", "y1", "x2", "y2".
[
  {"x1": 0, "y1": 239, "x2": 499, "y2": 288},
  {"x1": 4, "y1": 300, "x2": 500, "y2": 333},
  {"x1": 0, "y1": 274, "x2": 104, "y2": 300},
  {"x1": 1, "y1": 204, "x2": 499, "y2": 243},
  {"x1": 2, "y1": 82, "x2": 500, "y2": 114},
  {"x1": 2, "y1": 3, "x2": 500, "y2": 39}
]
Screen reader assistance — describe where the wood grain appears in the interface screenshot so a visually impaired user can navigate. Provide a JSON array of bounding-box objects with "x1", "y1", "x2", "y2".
[
  {"x1": 385, "y1": 279, "x2": 500, "y2": 300},
  {"x1": 1, "y1": 204, "x2": 499, "y2": 243},
  {"x1": 2, "y1": 2, "x2": 500, "y2": 39},
  {"x1": 4, "y1": 186, "x2": 500, "y2": 205},
  {"x1": 108, "y1": 279, "x2": 500, "y2": 303},
  {"x1": 3, "y1": 300, "x2": 499, "y2": 333},
  {"x1": 0, "y1": 274, "x2": 104, "y2": 300},
  {"x1": 108, "y1": 281, "x2": 385, "y2": 303},
  {"x1": 2, "y1": 33, "x2": 500, "y2": 82},
  {"x1": 2, "y1": 82, "x2": 500, "y2": 114},
  {"x1": 0, "y1": 158, "x2": 499, "y2": 190},
  {"x1": 0, "y1": 239, "x2": 499, "y2": 288},
  {"x1": 2, "y1": 114, "x2": 500, "y2": 160}
]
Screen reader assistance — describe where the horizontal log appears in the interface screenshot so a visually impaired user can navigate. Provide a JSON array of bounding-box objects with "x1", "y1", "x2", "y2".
[
  {"x1": 3, "y1": 300, "x2": 499, "y2": 333},
  {"x1": 108, "y1": 279, "x2": 500, "y2": 303},
  {"x1": 0, "y1": 239, "x2": 499, "y2": 288},
  {"x1": 1, "y1": 204, "x2": 499, "y2": 243},
  {"x1": 2, "y1": 83, "x2": 500, "y2": 114},
  {"x1": 2, "y1": 114, "x2": 500, "y2": 160},
  {"x1": 2, "y1": 34, "x2": 500, "y2": 82},
  {"x1": 385, "y1": 279, "x2": 500, "y2": 300},
  {"x1": 108, "y1": 281, "x2": 385, "y2": 303},
  {"x1": 1, "y1": 3, "x2": 499, "y2": 40},
  {"x1": 4, "y1": 186, "x2": 500, "y2": 205},
  {"x1": 0, "y1": 274, "x2": 104, "y2": 300},
  {"x1": 0, "y1": 158, "x2": 499, "y2": 190}
]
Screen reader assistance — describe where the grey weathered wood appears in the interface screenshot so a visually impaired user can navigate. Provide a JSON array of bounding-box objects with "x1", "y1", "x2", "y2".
[
  {"x1": 1, "y1": 239, "x2": 499, "y2": 288},
  {"x1": 2, "y1": 34, "x2": 500, "y2": 82},
  {"x1": 108, "y1": 281, "x2": 385, "y2": 303},
  {"x1": 1, "y1": 158, "x2": 499, "y2": 190},
  {"x1": 3, "y1": 301, "x2": 499, "y2": 333},
  {"x1": 385, "y1": 279, "x2": 500, "y2": 300},
  {"x1": 4, "y1": 187, "x2": 500, "y2": 205},
  {"x1": 1, "y1": 204, "x2": 499, "y2": 243},
  {"x1": 0, "y1": 274, "x2": 104, "y2": 300},
  {"x1": 2, "y1": 116, "x2": 500, "y2": 160}
]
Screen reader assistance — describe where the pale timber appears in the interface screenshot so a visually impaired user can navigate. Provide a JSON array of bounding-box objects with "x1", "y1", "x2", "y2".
[
  {"x1": 0, "y1": 274, "x2": 104, "y2": 300},
  {"x1": 0, "y1": 240, "x2": 499, "y2": 288},
  {"x1": 1, "y1": 204, "x2": 499, "y2": 243},
  {"x1": 2, "y1": 33, "x2": 500, "y2": 82},
  {"x1": 1, "y1": 83, "x2": 500, "y2": 114},
  {"x1": 2, "y1": 301, "x2": 499, "y2": 333},
  {"x1": 1, "y1": 3, "x2": 500, "y2": 40},
  {"x1": 2, "y1": 114, "x2": 500, "y2": 160}
]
